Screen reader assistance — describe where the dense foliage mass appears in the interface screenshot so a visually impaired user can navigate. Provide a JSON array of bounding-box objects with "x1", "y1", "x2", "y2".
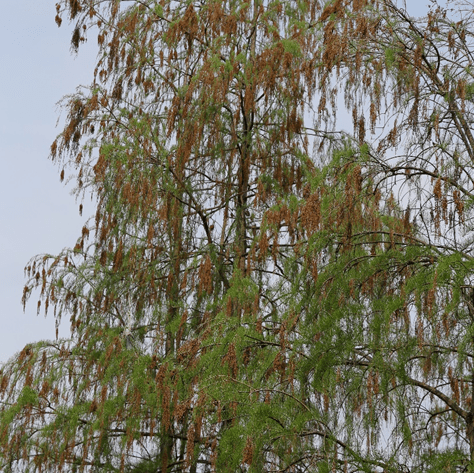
[{"x1": 2, "y1": 0, "x2": 474, "y2": 471}]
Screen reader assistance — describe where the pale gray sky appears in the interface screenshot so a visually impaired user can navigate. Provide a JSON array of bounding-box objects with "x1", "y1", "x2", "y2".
[
  {"x1": 0, "y1": 1, "x2": 437, "y2": 365},
  {"x1": 0, "y1": 1, "x2": 97, "y2": 363}
]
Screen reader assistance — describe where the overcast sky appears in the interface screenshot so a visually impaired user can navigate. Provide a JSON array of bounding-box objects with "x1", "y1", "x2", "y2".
[
  {"x1": 0, "y1": 1, "x2": 439, "y2": 365},
  {"x1": 0, "y1": 1, "x2": 97, "y2": 364}
]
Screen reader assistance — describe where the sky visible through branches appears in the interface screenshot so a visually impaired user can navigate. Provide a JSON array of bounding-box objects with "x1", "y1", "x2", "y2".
[{"x1": 0, "y1": 0, "x2": 438, "y2": 366}]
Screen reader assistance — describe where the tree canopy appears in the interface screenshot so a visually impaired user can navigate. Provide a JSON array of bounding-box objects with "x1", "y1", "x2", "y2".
[{"x1": 2, "y1": 0, "x2": 474, "y2": 471}]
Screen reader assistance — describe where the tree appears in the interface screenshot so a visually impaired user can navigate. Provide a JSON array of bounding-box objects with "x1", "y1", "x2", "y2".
[
  {"x1": 3, "y1": 0, "x2": 474, "y2": 472},
  {"x1": 1, "y1": 0, "x2": 328, "y2": 471},
  {"x1": 300, "y1": 0, "x2": 474, "y2": 471}
]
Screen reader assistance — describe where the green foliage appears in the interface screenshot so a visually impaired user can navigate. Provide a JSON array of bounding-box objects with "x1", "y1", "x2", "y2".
[
  {"x1": 4, "y1": 0, "x2": 474, "y2": 472},
  {"x1": 17, "y1": 386, "x2": 38, "y2": 408},
  {"x1": 281, "y1": 39, "x2": 302, "y2": 56}
]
